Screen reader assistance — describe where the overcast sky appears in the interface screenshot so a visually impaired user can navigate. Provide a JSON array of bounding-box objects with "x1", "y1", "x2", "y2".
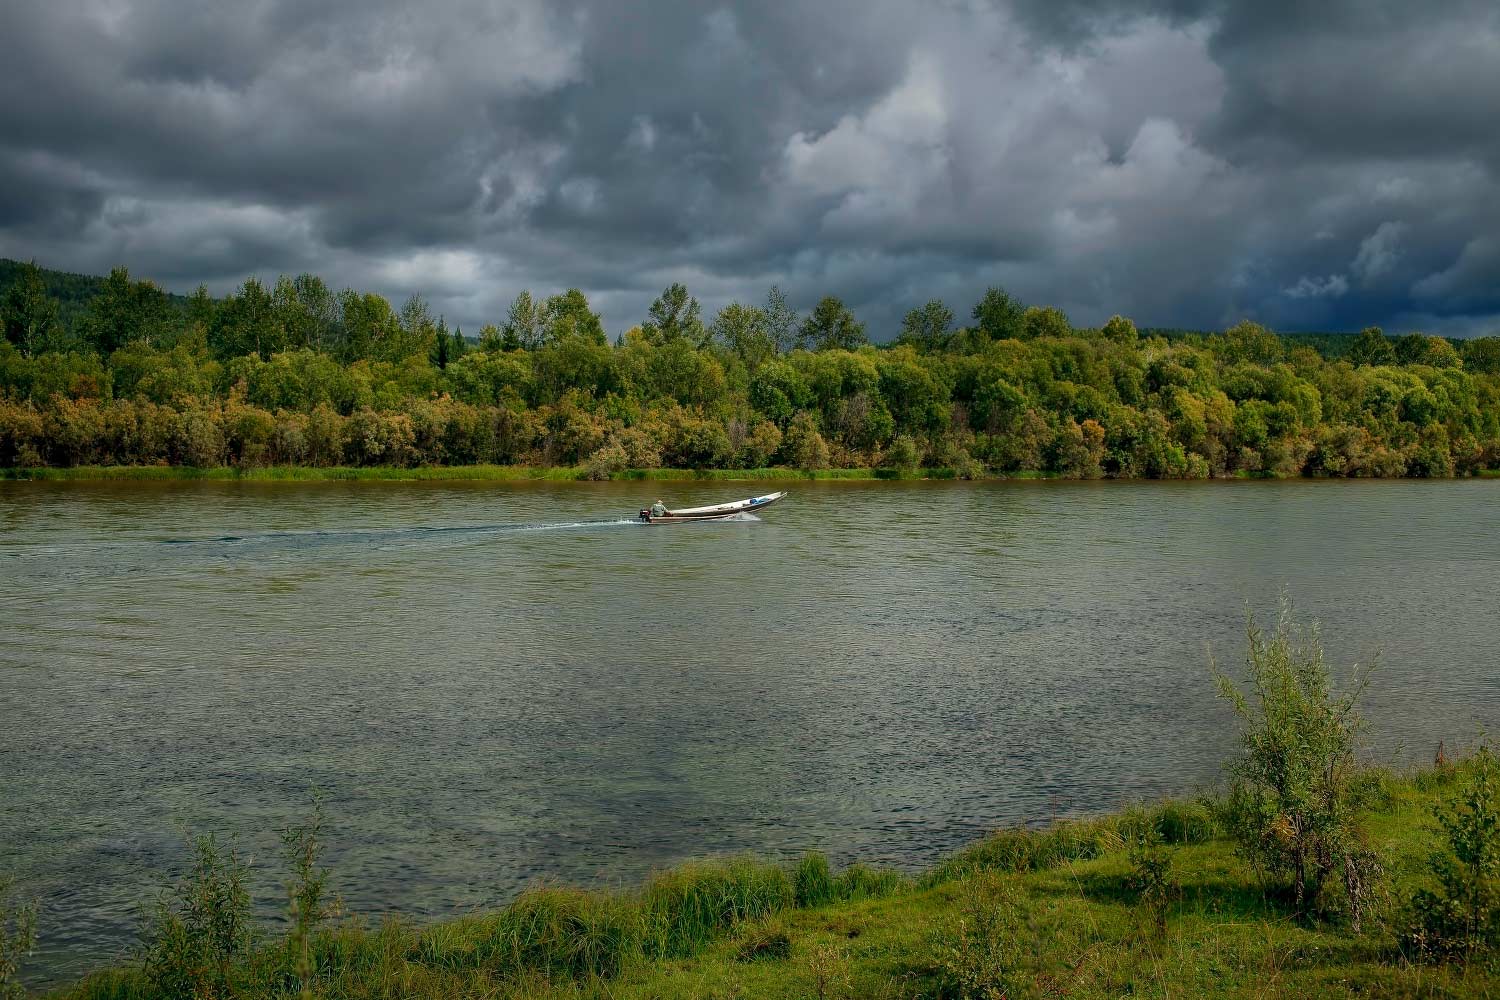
[{"x1": 2, "y1": 0, "x2": 1497, "y2": 339}]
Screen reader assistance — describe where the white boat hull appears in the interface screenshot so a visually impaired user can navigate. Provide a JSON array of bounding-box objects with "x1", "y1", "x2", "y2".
[{"x1": 638, "y1": 491, "x2": 787, "y2": 523}]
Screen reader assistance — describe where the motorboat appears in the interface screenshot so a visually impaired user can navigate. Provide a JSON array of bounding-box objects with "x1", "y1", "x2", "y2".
[{"x1": 637, "y1": 491, "x2": 788, "y2": 523}]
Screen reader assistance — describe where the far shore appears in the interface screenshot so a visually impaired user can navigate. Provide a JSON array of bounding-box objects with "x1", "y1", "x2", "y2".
[
  {"x1": 5, "y1": 464, "x2": 1500, "y2": 484},
  {"x1": 0, "y1": 464, "x2": 1033, "y2": 483}
]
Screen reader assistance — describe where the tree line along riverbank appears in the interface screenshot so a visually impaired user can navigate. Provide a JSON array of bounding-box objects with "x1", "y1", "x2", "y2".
[
  {"x1": 3, "y1": 260, "x2": 1500, "y2": 480},
  {"x1": 5, "y1": 611, "x2": 1500, "y2": 999}
]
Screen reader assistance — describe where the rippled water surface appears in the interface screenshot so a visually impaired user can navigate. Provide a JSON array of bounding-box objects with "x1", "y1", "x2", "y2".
[{"x1": 3, "y1": 478, "x2": 1498, "y2": 982}]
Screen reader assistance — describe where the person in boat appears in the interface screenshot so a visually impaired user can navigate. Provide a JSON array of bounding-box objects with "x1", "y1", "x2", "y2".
[{"x1": 650, "y1": 499, "x2": 668, "y2": 518}]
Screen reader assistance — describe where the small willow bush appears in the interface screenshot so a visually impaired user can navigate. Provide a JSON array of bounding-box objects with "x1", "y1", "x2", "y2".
[{"x1": 1214, "y1": 600, "x2": 1380, "y2": 923}]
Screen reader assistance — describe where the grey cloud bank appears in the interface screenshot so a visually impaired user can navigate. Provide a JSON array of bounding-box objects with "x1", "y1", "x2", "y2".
[{"x1": 1, "y1": 0, "x2": 1497, "y2": 338}]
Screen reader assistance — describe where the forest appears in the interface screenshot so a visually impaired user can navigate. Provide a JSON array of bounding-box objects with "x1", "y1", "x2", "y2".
[{"x1": 3, "y1": 259, "x2": 1499, "y2": 478}]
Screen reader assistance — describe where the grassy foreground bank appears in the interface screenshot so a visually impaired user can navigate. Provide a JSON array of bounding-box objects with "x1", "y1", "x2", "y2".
[{"x1": 19, "y1": 760, "x2": 1495, "y2": 1000}]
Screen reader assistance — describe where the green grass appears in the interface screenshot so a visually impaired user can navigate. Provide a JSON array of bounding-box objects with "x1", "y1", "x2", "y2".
[{"x1": 39, "y1": 764, "x2": 1500, "y2": 1000}]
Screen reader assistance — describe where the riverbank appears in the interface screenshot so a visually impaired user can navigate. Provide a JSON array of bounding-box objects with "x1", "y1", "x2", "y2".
[
  {"x1": 0, "y1": 464, "x2": 1055, "y2": 483},
  {"x1": 33, "y1": 761, "x2": 1494, "y2": 1000},
  {"x1": 9, "y1": 463, "x2": 1500, "y2": 483}
]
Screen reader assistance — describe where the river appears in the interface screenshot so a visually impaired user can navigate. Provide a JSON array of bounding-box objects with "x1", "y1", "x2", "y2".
[{"x1": 2, "y1": 478, "x2": 1496, "y2": 983}]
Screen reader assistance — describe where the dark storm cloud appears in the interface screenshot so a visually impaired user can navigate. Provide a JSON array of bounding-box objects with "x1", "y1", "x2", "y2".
[{"x1": 0, "y1": 0, "x2": 1497, "y2": 338}]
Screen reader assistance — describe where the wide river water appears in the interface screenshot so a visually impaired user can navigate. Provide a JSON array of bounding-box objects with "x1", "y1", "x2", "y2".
[{"x1": 2, "y1": 478, "x2": 1497, "y2": 983}]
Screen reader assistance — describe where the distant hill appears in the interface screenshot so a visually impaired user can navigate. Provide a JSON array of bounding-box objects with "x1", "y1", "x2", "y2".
[
  {"x1": 0, "y1": 258, "x2": 198, "y2": 335},
  {"x1": 0, "y1": 259, "x2": 1459, "y2": 360}
]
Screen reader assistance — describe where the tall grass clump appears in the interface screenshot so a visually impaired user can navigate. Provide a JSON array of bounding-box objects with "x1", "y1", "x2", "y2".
[
  {"x1": 833, "y1": 863, "x2": 907, "y2": 901},
  {"x1": 1405, "y1": 746, "x2": 1500, "y2": 965},
  {"x1": 0, "y1": 877, "x2": 36, "y2": 1000},
  {"x1": 1213, "y1": 599, "x2": 1380, "y2": 924},
  {"x1": 414, "y1": 887, "x2": 641, "y2": 981},
  {"x1": 139, "y1": 835, "x2": 254, "y2": 1000},
  {"x1": 928, "y1": 816, "x2": 1124, "y2": 884},
  {"x1": 640, "y1": 858, "x2": 795, "y2": 958},
  {"x1": 793, "y1": 853, "x2": 837, "y2": 908}
]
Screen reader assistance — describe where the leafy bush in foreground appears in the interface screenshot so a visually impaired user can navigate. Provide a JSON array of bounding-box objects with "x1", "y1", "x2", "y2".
[
  {"x1": 0, "y1": 878, "x2": 37, "y2": 1000},
  {"x1": 1214, "y1": 601, "x2": 1378, "y2": 922},
  {"x1": 931, "y1": 870, "x2": 1023, "y2": 1000},
  {"x1": 140, "y1": 836, "x2": 254, "y2": 1000},
  {"x1": 1405, "y1": 747, "x2": 1500, "y2": 965}
]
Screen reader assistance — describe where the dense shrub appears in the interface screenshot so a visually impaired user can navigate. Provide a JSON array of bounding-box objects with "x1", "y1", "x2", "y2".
[
  {"x1": 931, "y1": 870, "x2": 1023, "y2": 1000},
  {"x1": 1214, "y1": 602, "x2": 1377, "y2": 921},
  {"x1": 0, "y1": 877, "x2": 36, "y2": 1000},
  {"x1": 1405, "y1": 748, "x2": 1500, "y2": 964},
  {"x1": 782, "y1": 411, "x2": 830, "y2": 470},
  {"x1": 140, "y1": 836, "x2": 254, "y2": 1000}
]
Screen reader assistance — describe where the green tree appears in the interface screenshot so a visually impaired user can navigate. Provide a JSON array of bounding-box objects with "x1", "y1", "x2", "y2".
[
  {"x1": 1222, "y1": 320, "x2": 1283, "y2": 364},
  {"x1": 799, "y1": 296, "x2": 866, "y2": 351},
  {"x1": 280, "y1": 273, "x2": 338, "y2": 352},
  {"x1": 272, "y1": 275, "x2": 313, "y2": 352},
  {"x1": 643, "y1": 283, "x2": 706, "y2": 346},
  {"x1": 476, "y1": 323, "x2": 505, "y2": 353},
  {"x1": 971, "y1": 286, "x2": 1025, "y2": 341},
  {"x1": 185, "y1": 284, "x2": 217, "y2": 336},
  {"x1": 211, "y1": 277, "x2": 282, "y2": 359},
  {"x1": 1348, "y1": 326, "x2": 1395, "y2": 367},
  {"x1": 391, "y1": 294, "x2": 437, "y2": 361},
  {"x1": 502, "y1": 290, "x2": 547, "y2": 350},
  {"x1": 897, "y1": 299, "x2": 954, "y2": 351},
  {"x1": 1394, "y1": 333, "x2": 1431, "y2": 366},
  {"x1": 542, "y1": 288, "x2": 607, "y2": 346},
  {"x1": 764, "y1": 285, "x2": 799, "y2": 355},
  {"x1": 711, "y1": 301, "x2": 775, "y2": 369},
  {"x1": 1, "y1": 260, "x2": 62, "y2": 356},
  {"x1": 1022, "y1": 305, "x2": 1070, "y2": 341},
  {"x1": 432, "y1": 317, "x2": 454, "y2": 369},
  {"x1": 783, "y1": 410, "x2": 830, "y2": 469},
  {"x1": 1100, "y1": 314, "x2": 1139, "y2": 347},
  {"x1": 1394, "y1": 333, "x2": 1461, "y2": 368},
  {"x1": 1462, "y1": 336, "x2": 1500, "y2": 375},
  {"x1": 337, "y1": 290, "x2": 397, "y2": 362},
  {"x1": 81, "y1": 266, "x2": 176, "y2": 354},
  {"x1": 749, "y1": 360, "x2": 811, "y2": 425}
]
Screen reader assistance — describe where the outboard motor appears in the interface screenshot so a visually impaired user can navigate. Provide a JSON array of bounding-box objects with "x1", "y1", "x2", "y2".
[{"x1": 639, "y1": 508, "x2": 651, "y2": 522}]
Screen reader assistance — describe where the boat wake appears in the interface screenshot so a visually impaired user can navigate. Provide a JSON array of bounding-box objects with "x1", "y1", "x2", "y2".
[
  {"x1": 160, "y1": 518, "x2": 646, "y2": 548},
  {"x1": 0, "y1": 518, "x2": 642, "y2": 563},
  {"x1": 1, "y1": 514, "x2": 771, "y2": 583}
]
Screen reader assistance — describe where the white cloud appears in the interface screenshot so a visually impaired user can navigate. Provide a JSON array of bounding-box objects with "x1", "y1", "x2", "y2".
[
  {"x1": 375, "y1": 249, "x2": 485, "y2": 296},
  {"x1": 1283, "y1": 274, "x2": 1349, "y2": 299},
  {"x1": 781, "y1": 50, "x2": 948, "y2": 202},
  {"x1": 1351, "y1": 222, "x2": 1407, "y2": 284},
  {"x1": 626, "y1": 115, "x2": 657, "y2": 154}
]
